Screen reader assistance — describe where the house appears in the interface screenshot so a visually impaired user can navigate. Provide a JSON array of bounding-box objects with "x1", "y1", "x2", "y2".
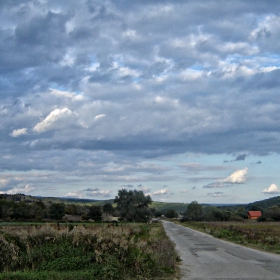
[{"x1": 247, "y1": 211, "x2": 262, "y2": 220}]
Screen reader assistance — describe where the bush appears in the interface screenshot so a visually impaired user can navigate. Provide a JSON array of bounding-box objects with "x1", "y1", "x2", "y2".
[{"x1": 257, "y1": 216, "x2": 267, "y2": 222}]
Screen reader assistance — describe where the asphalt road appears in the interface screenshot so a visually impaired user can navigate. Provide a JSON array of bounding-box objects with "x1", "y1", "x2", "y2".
[{"x1": 162, "y1": 221, "x2": 280, "y2": 280}]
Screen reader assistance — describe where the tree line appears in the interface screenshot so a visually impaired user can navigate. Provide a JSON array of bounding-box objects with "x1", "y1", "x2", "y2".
[
  {"x1": 1, "y1": 192, "x2": 280, "y2": 223},
  {"x1": 0, "y1": 190, "x2": 154, "y2": 222},
  {"x1": 157, "y1": 200, "x2": 280, "y2": 222}
]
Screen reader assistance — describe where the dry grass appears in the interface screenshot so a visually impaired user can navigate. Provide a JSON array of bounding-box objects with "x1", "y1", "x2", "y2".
[{"x1": 0, "y1": 223, "x2": 180, "y2": 279}]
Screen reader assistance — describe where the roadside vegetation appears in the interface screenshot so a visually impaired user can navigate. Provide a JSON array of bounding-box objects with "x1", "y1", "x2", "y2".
[
  {"x1": 180, "y1": 221, "x2": 280, "y2": 254},
  {"x1": 0, "y1": 222, "x2": 179, "y2": 279},
  {"x1": 0, "y1": 191, "x2": 180, "y2": 279}
]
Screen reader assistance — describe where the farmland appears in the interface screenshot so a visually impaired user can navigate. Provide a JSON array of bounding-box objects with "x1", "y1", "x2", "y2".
[
  {"x1": 0, "y1": 222, "x2": 179, "y2": 280},
  {"x1": 180, "y1": 221, "x2": 280, "y2": 254}
]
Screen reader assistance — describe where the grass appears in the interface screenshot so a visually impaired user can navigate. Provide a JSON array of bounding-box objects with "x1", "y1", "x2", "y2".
[
  {"x1": 0, "y1": 222, "x2": 180, "y2": 280},
  {"x1": 180, "y1": 221, "x2": 280, "y2": 254}
]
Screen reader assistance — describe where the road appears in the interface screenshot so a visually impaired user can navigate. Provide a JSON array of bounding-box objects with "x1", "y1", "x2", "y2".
[{"x1": 162, "y1": 221, "x2": 280, "y2": 280}]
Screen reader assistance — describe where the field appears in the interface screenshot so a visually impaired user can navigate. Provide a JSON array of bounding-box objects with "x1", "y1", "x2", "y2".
[
  {"x1": 181, "y1": 221, "x2": 280, "y2": 254},
  {"x1": 0, "y1": 222, "x2": 179, "y2": 280}
]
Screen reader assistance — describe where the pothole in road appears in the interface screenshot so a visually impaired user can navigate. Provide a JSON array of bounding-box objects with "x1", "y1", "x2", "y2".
[{"x1": 193, "y1": 244, "x2": 217, "y2": 252}]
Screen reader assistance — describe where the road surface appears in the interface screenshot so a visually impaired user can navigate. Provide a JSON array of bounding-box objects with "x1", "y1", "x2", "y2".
[{"x1": 162, "y1": 221, "x2": 280, "y2": 280}]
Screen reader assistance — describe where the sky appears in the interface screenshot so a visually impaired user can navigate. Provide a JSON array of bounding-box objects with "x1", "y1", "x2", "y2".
[{"x1": 1, "y1": 0, "x2": 280, "y2": 204}]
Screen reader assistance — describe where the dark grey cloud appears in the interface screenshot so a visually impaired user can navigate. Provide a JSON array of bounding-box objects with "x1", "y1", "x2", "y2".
[
  {"x1": 234, "y1": 154, "x2": 246, "y2": 161},
  {"x1": 251, "y1": 161, "x2": 262, "y2": 165},
  {"x1": 179, "y1": 163, "x2": 228, "y2": 174},
  {"x1": 83, "y1": 188, "x2": 99, "y2": 192}
]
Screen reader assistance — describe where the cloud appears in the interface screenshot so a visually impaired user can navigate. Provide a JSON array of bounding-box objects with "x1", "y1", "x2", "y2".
[
  {"x1": 84, "y1": 188, "x2": 111, "y2": 197},
  {"x1": 262, "y1": 184, "x2": 280, "y2": 194},
  {"x1": 83, "y1": 188, "x2": 99, "y2": 192},
  {"x1": 153, "y1": 188, "x2": 168, "y2": 195},
  {"x1": 50, "y1": 88, "x2": 84, "y2": 101},
  {"x1": 0, "y1": 176, "x2": 24, "y2": 191},
  {"x1": 10, "y1": 128, "x2": 28, "y2": 137},
  {"x1": 207, "y1": 192, "x2": 226, "y2": 197},
  {"x1": 0, "y1": 176, "x2": 35, "y2": 194},
  {"x1": 1, "y1": 1, "x2": 280, "y2": 203},
  {"x1": 204, "y1": 168, "x2": 248, "y2": 188},
  {"x1": 220, "y1": 168, "x2": 248, "y2": 184},
  {"x1": 33, "y1": 108, "x2": 77, "y2": 133},
  {"x1": 251, "y1": 160, "x2": 262, "y2": 165},
  {"x1": 7, "y1": 184, "x2": 35, "y2": 195},
  {"x1": 234, "y1": 154, "x2": 246, "y2": 161},
  {"x1": 66, "y1": 191, "x2": 83, "y2": 198},
  {"x1": 120, "y1": 184, "x2": 134, "y2": 189},
  {"x1": 204, "y1": 182, "x2": 230, "y2": 188},
  {"x1": 179, "y1": 162, "x2": 227, "y2": 173},
  {"x1": 137, "y1": 184, "x2": 150, "y2": 193},
  {"x1": 94, "y1": 114, "x2": 106, "y2": 121}
]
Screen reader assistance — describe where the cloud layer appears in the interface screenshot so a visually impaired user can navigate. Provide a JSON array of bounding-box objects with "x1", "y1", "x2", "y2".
[{"x1": 1, "y1": 1, "x2": 280, "y2": 202}]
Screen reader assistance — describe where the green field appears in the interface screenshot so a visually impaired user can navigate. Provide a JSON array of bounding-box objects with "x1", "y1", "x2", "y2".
[{"x1": 0, "y1": 222, "x2": 179, "y2": 280}]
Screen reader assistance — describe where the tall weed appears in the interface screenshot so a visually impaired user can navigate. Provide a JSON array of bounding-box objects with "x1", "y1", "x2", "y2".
[{"x1": 0, "y1": 223, "x2": 179, "y2": 279}]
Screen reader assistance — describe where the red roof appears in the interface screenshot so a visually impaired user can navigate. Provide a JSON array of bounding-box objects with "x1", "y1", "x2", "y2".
[{"x1": 248, "y1": 211, "x2": 262, "y2": 217}]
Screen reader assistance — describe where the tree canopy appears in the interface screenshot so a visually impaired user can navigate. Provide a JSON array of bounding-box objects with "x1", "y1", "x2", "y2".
[
  {"x1": 114, "y1": 189, "x2": 152, "y2": 222},
  {"x1": 165, "y1": 208, "x2": 178, "y2": 218},
  {"x1": 184, "y1": 201, "x2": 203, "y2": 221},
  {"x1": 88, "y1": 205, "x2": 102, "y2": 222}
]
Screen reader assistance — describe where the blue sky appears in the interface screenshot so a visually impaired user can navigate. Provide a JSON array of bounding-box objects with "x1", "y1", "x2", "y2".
[{"x1": 1, "y1": 0, "x2": 280, "y2": 204}]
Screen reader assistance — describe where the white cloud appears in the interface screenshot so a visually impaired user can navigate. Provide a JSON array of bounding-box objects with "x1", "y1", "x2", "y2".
[
  {"x1": 0, "y1": 177, "x2": 22, "y2": 191},
  {"x1": 220, "y1": 168, "x2": 248, "y2": 184},
  {"x1": 153, "y1": 188, "x2": 168, "y2": 195},
  {"x1": 50, "y1": 88, "x2": 84, "y2": 101},
  {"x1": 204, "y1": 168, "x2": 248, "y2": 188},
  {"x1": 33, "y1": 108, "x2": 76, "y2": 133},
  {"x1": 137, "y1": 185, "x2": 150, "y2": 193},
  {"x1": 10, "y1": 128, "x2": 27, "y2": 137},
  {"x1": 7, "y1": 184, "x2": 35, "y2": 195},
  {"x1": 262, "y1": 184, "x2": 280, "y2": 194},
  {"x1": 218, "y1": 42, "x2": 258, "y2": 55},
  {"x1": 0, "y1": 176, "x2": 34, "y2": 194},
  {"x1": 84, "y1": 188, "x2": 111, "y2": 197},
  {"x1": 94, "y1": 114, "x2": 106, "y2": 121},
  {"x1": 66, "y1": 191, "x2": 83, "y2": 198}
]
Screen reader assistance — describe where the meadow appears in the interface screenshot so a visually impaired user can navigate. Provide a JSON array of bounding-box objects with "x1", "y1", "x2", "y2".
[
  {"x1": 181, "y1": 221, "x2": 280, "y2": 254},
  {"x1": 0, "y1": 222, "x2": 179, "y2": 280}
]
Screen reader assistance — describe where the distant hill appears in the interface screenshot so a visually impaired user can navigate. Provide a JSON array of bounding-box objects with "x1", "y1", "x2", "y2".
[
  {"x1": 37, "y1": 196, "x2": 104, "y2": 204},
  {"x1": 150, "y1": 201, "x2": 188, "y2": 214},
  {"x1": 245, "y1": 196, "x2": 280, "y2": 210}
]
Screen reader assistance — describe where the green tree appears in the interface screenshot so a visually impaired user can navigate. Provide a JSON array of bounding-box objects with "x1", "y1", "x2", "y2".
[
  {"x1": 165, "y1": 208, "x2": 178, "y2": 218},
  {"x1": 88, "y1": 205, "x2": 102, "y2": 222},
  {"x1": 267, "y1": 205, "x2": 280, "y2": 221},
  {"x1": 66, "y1": 204, "x2": 79, "y2": 215},
  {"x1": 49, "y1": 203, "x2": 66, "y2": 220},
  {"x1": 184, "y1": 201, "x2": 202, "y2": 221},
  {"x1": 11, "y1": 201, "x2": 33, "y2": 220},
  {"x1": 154, "y1": 210, "x2": 163, "y2": 218},
  {"x1": 0, "y1": 200, "x2": 13, "y2": 220},
  {"x1": 103, "y1": 203, "x2": 114, "y2": 215},
  {"x1": 114, "y1": 189, "x2": 152, "y2": 222}
]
